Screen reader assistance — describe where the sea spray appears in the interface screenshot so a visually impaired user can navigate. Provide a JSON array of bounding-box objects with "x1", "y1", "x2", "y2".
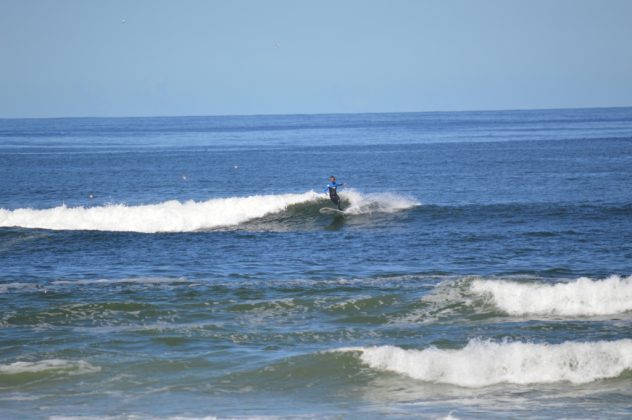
[{"x1": 341, "y1": 189, "x2": 421, "y2": 215}]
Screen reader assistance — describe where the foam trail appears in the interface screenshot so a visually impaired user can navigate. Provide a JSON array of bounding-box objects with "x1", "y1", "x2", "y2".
[
  {"x1": 342, "y1": 189, "x2": 420, "y2": 215},
  {"x1": 0, "y1": 192, "x2": 321, "y2": 233},
  {"x1": 470, "y1": 275, "x2": 632, "y2": 316},
  {"x1": 344, "y1": 339, "x2": 632, "y2": 387},
  {"x1": 0, "y1": 359, "x2": 100, "y2": 375}
]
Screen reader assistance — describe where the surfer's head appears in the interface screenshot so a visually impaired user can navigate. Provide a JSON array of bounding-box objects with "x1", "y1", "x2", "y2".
[{"x1": 329, "y1": 176, "x2": 336, "y2": 182}]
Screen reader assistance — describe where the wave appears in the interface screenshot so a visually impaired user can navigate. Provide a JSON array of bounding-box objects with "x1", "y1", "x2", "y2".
[
  {"x1": 0, "y1": 190, "x2": 419, "y2": 233},
  {"x1": 341, "y1": 339, "x2": 632, "y2": 387},
  {"x1": 470, "y1": 275, "x2": 632, "y2": 316},
  {"x1": 0, "y1": 359, "x2": 100, "y2": 376},
  {"x1": 51, "y1": 277, "x2": 191, "y2": 286},
  {"x1": 339, "y1": 190, "x2": 420, "y2": 215},
  {"x1": 401, "y1": 275, "x2": 632, "y2": 323}
]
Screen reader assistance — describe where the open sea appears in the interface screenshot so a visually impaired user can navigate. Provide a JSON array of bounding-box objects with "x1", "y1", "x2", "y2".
[{"x1": 1, "y1": 107, "x2": 632, "y2": 419}]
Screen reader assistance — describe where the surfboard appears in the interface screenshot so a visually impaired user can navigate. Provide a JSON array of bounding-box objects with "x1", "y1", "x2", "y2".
[{"x1": 319, "y1": 207, "x2": 345, "y2": 215}]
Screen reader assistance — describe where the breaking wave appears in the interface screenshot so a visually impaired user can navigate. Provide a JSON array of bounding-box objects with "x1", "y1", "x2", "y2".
[
  {"x1": 0, "y1": 190, "x2": 419, "y2": 233},
  {"x1": 339, "y1": 190, "x2": 420, "y2": 215},
  {"x1": 470, "y1": 275, "x2": 632, "y2": 316},
  {"x1": 342, "y1": 339, "x2": 632, "y2": 387},
  {"x1": 402, "y1": 275, "x2": 632, "y2": 323}
]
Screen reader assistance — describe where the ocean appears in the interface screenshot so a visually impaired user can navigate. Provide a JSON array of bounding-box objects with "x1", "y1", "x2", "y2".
[{"x1": 1, "y1": 107, "x2": 631, "y2": 419}]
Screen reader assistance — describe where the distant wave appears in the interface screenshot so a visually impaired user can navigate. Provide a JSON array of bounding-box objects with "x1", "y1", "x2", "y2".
[
  {"x1": 0, "y1": 190, "x2": 419, "y2": 233},
  {"x1": 0, "y1": 359, "x2": 100, "y2": 376},
  {"x1": 341, "y1": 339, "x2": 632, "y2": 387},
  {"x1": 471, "y1": 275, "x2": 632, "y2": 316}
]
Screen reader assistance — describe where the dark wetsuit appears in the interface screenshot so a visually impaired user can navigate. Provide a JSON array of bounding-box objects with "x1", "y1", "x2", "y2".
[{"x1": 323, "y1": 181, "x2": 343, "y2": 210}]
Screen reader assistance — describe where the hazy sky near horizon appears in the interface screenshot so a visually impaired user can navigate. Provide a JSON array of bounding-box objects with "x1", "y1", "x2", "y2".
[{"x1": 1, "y1": 0, "x2": 631, "y2": 118}]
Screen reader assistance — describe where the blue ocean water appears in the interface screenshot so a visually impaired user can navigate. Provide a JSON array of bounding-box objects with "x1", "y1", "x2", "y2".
[{"x1": 1, "y1": 108, "x2": 632, "y2": 419}]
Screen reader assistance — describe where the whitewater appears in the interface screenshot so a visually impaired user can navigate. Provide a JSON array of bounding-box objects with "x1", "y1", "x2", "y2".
[
  {"x1": 0, "y1": 190, "x2": 419, "y2": 233},
  {"x1": 471, "y1": 275, "x2": 632, "y2": 317},
  {"x1": 344, "y1": 339, "x2": 632, "y2": 387}
]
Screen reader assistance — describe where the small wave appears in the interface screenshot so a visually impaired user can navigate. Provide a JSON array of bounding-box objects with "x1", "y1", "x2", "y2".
[
  {"x1": 471, "y1": 275, "x2": 632, "y2": 316},
  {"x1": 0, "y1": 359, "x2": 100, "y2": 376},
  {"x1": 51, "y1": 277, "x2": 191, "y2": 286},
  {"x1": 0, "y1": 282, "x2": 42, "y2": 294},
  {"x1": 342, "y1": 338, "x2": 632, "y2": 387},
  {"x1": 0, "y1": 190, "x2": 418, "y2": 233}
]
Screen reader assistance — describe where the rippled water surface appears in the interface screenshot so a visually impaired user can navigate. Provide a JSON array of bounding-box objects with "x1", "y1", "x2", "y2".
[{"x1": 1, "y1": 108, "x2": 632, "y2": 418}]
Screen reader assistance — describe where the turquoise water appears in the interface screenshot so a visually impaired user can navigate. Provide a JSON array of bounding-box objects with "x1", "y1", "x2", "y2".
[{"x1": 1, "y1": 108, "x2": 632, "y2": 418}]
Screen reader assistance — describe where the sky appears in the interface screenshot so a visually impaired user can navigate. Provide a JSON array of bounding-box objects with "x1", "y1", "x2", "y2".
[{"x1": 1, "y1": 0, "x2": 631, "y2": 118}]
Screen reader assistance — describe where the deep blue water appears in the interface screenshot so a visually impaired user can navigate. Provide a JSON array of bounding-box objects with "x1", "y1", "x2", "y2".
[{"x1": 1, "y1": 108, "x2": 632, "y2": 419}]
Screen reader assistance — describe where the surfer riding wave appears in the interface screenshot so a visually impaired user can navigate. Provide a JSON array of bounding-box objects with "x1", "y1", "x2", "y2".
[{"x1": 323, "y1": 175, "x2": 345, "y2": 210}]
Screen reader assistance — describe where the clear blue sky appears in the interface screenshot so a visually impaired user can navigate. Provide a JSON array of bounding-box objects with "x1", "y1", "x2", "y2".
[{"x1": 1, "y1": 0, "x2": 631, "y2": 118}]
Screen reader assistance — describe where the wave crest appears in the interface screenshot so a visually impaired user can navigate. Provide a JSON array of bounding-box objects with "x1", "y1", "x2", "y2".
[
  {"x1": 471, "y1": 275, "x2": 632, "y2": 316},
  {"x1": 0, "y1": 190, "x2": 418, "y2": 233},
  {"x1": 0, "y1": 191, "x2": 321, "y2": 233},
  {"x1": 344, "y1": 339, "x2": 632, "y2": 387}
]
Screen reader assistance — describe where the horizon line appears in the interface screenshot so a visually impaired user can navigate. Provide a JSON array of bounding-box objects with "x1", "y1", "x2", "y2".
[{"x1": 1, "y1": 104, "x2": 631, "y2": 121}]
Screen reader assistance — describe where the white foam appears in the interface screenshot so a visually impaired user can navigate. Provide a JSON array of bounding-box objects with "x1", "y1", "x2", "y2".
[
  {"x1": 470, "y1": 275, "x2": 632, "y2": 316},
  {"x1": 0, "y1": 190, "x2": 419, "y2": 232},
  {"x1": 0, "y1": 359, "x2": 100, "y2": 375},
  {"x1": 344, "y1": 339, "x2": 632, "y2": 387},
  {"x1": 342, "y1": 189, "x2": 420, "y2": 215},
  {"x1": 0, "y1": 192, "x2": 321, "y2": 233},
  {"x1": 436, "y1": 413, "x2": 461, "y2": 420}
]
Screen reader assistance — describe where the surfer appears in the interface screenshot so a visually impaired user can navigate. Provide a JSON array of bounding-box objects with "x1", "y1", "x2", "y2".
[{"x1": 323, "y1": 175, "x2": 345, "y2": 210}]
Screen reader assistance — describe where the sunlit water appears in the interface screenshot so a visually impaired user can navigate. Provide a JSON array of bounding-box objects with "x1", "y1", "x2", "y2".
[{"x1": 1, "y1": 108, "x2": 632, "y2": 418}]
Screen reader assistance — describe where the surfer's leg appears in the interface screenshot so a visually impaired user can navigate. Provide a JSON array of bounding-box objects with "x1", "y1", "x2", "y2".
[{"x1": 331, "y1": 195, "x2": 342, "y2": 210}]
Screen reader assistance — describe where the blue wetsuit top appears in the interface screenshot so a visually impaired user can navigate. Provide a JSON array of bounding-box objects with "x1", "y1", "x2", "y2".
[{"x1": 323, "y1": 182, "x2": 344, "y2": 195}]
